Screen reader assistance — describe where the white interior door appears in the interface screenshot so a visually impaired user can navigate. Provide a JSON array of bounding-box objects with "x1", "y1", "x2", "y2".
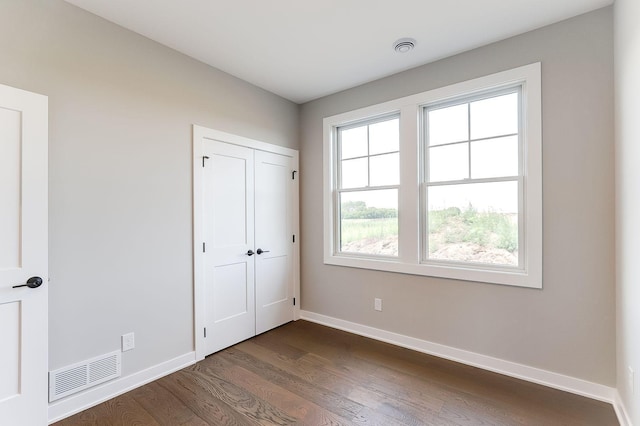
[
  {"x1": 255, "y1": 150, "x2": 294, "y2": 335},
  {"x1": 203, "y1": 140, "x2": 256, "y2": 355},
  {"x1": 0, "y1": 84, "x2": 48, "y2": 425},
  {"x1": 196, "y1": 127, "x2": 298, "y2": 359}
]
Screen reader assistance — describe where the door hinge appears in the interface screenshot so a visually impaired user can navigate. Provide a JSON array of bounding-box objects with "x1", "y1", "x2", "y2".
[
  {"x1": 202, "y1": 156, "x2": 210, "y2": 167},
  {"x1": 292, "y1": 234, "x2": 295, "y2": 243},
  {"x1": 292, "y1": 170, "x2": 297, "y2": 180},
  {"x1": 203, "y1": 242, "x2": 206, "y2": 253},
  {"x1": 204, "y1": 327, "x2": 207, "y2": 338},
  {"x1": 293, "y1": 297, "x2": 296, "y2": 306}
]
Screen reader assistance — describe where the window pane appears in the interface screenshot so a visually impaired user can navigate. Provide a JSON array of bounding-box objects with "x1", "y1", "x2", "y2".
[
  {"x1": 470, "y1": 92, "x2": 518, "y2": 140},
  {"x1": 429, "y1": 143, "x2": 469, "y2": 182},
  {"x1": 340, "y1": 126, "x2": 368, "y2": 159},
  {"x1": 471, "y1": 135, "x2": 518, "y2": 179},
  {"x1": 427, "y1": 181, "x2": 518, "y2": 266},
  {"x1": 428, "y1": 103, "x2": 468, "y2": 146},
  {"x1": 369, "y1": 118, "x2": 399, "y2": 155},
  {"x1": 340, "y1": 189, "x2": 398, "y2": 256},
  {"x1": 341, "y1": 157, "x2": 368, "y2": 189},
  {"x1": 370, "y1": 153, "x2": 399, "y2": 186}
]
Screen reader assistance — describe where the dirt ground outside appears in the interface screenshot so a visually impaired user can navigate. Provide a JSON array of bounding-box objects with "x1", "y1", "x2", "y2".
[{"x1": 342, "y1": 236, "x2": 517, "y2": 266}]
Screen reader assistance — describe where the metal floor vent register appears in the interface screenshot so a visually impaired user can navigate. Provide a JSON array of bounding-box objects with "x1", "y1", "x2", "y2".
[{"x1": 49, "y1": 351, "x2": 121, "y2": 402}]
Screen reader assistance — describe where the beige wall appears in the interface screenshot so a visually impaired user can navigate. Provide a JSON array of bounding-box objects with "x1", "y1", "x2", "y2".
[
  {"x1": 0, "y1": 0, "x2": 298, "y2": 374},
  {"x1": 615, "y1": 0, "x2": 640, "y2": 422},
  {"x1": 300, "y1": 7, "x2": 615, "y2": 385}
]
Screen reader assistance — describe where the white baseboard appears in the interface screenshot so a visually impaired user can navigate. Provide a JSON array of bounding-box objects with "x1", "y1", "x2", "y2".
[
  {"x1": 48, "y1": 352, "x2": 196, "y2": 424},
  {"x1": 300, "y1": 311, "x2": 617, "y2": 404},
  {"x1": 613, "y1": 390, "x2": 633, "y2": 426}
]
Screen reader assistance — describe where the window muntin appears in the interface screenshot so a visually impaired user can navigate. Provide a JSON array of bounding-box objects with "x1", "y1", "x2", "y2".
[
  {"x1": 423, "y1": 88, "x2": 522, "y2": 269},
  {"x1": 337, "y1": 116, "x2": 399, "y2": 257}
]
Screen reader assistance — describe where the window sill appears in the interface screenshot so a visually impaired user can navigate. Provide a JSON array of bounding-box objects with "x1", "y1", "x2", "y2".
[{"x1": 324, "y1": 254, "x2": 541, "y2": 289}]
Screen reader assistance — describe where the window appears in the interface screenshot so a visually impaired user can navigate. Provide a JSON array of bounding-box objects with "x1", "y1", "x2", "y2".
[
  {"x1": 424, "y1": 89, "x2": 521, "y2": 268},
  {"x1": 324, "y1": 63, "x2": 542, "y2": 288},
  {"x1": 337, "y1": 116, "x2": 399, "y2": 257}
]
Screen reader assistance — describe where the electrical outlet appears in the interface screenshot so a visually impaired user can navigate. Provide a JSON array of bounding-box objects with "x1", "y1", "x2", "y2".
[
  {"x1": 122, "y1": 332, "x2": 135, "y2": 352},
  {"x1": 374, "y1": 298, "x2": 382, "y2": 311},
  {"x1": 629, "y1": 366, "x2": 635, "y2": 394}
]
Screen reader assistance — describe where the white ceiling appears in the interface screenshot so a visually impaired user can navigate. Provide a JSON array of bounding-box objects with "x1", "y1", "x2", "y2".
[{"x1": 64, "y1": 0, "x2": 612, "y2": 104}]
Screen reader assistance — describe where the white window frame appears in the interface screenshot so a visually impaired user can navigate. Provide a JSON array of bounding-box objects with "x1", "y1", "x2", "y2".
[{"x1": 323, "y1": 63, "x2": 542, "y2": 288}]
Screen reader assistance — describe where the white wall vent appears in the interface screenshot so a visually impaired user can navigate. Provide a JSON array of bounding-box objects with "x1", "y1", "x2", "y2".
[{"x1": 49, "y1": 350, "x2": 121, "y2": 402}]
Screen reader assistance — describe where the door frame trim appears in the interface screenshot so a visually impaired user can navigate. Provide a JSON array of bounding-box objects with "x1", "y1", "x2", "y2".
[{"x1": 192, "y1": 125, "x2": 300, "y2": 361}]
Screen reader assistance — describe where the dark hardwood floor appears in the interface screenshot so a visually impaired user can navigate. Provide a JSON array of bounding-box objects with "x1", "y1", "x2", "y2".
[{"x1": 55, "y1": 320, "x2": 618, "y2": 425}]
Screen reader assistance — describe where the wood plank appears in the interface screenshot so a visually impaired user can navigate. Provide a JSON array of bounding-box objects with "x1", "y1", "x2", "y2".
[
  {"x1": 180, "y1": 363, "x2": 297, "y2": 426},
  {"x1": 202, "y1": 355, "x2": 351, "y2": 425},
  {"x1": 158, "y1": 369, "x2": 262, "y2": 425},
  {"x1": 218, "y1": 346, "x2": 365, "y2": 420},
  {"x1": 128, "y1": 380, "x2": 209, "y2": 426},
  {"x1": 55, "y1": 393, "x2": 160, "y2": 426}
]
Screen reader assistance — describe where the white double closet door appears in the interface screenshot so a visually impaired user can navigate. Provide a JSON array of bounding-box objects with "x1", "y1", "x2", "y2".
[{"x1": 202, "y1": 138, "x2": 296, "y2": 356}]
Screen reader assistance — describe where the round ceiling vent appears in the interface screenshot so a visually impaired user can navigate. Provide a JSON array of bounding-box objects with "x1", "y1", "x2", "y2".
[{"x1": 394, "y1": 38, "x2": 416, "y2": 53}]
